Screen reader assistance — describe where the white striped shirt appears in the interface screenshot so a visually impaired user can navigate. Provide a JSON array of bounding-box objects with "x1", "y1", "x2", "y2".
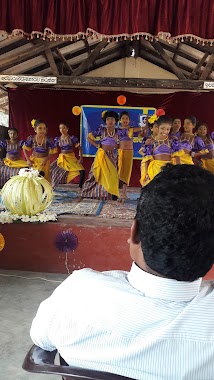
[{"x1": 30, "y1": 263, "x2": 214, "y2": 380}]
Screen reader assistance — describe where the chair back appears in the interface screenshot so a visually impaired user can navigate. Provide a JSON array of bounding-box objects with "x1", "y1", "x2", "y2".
[{"x1": 22, "y1": 345, "x2": 134, "y2": 380}]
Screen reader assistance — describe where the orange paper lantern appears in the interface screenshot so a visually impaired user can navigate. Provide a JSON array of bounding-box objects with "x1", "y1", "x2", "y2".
[
  {"x1": 72, "y1": 106, "x2": 81, "y2": 116},
  {"x1": 117, "y1": 95, "x2": 126, "y2": 105},
  {"x1": 0, "y1": 233, "x2": 5, "y2": 251}
]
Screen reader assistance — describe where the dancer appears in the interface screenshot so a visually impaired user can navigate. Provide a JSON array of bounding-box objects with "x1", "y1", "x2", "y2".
[
  {"x1": 139, "y1": 115, "x2": 182, "y2": 186},
  {"x1": 0, "y1": 127, "x2": 28, "y2": 187},
  {"x1": 81, "y1": 110, "x2": 119, "y2": 200},
  {"x1": 170, "y1": 118, "x2": 182, "y2": 138},
  {"x1": 195, "y1": 123, "x2": 214, "y2": 173},
  {"x1": 51, "y1": 123, "x2": 85, "y2": 190},
  {"x1": 179, "y1": 116, "x2": 204, "y2": 165},
  {"x1": 23, "y1": 119, "x2": 56, "y2": 182},
  {"x1": 117, "y1": 111, "x2": 144, "y2": 202}
]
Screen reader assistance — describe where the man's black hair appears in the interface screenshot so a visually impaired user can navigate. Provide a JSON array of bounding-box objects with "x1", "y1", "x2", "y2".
[{"x1": 136, "y1": 164, "x2": 214, "y2": 281}]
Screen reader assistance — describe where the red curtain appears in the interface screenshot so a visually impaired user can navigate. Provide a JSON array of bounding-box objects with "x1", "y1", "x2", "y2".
[
  {"x1": 0, "y1": 0, "x2": 213, "y2": 41},
  {"x1": 8, "y1": 88, "x2": 214, "y2": 186}
]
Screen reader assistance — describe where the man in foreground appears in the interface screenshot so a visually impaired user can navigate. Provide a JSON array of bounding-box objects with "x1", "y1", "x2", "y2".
[{"x1": 30, "y1": 164, "x2": 214, "y2": 380}]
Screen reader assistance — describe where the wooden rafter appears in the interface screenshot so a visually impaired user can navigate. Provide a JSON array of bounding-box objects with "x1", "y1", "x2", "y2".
[
  {"x1": 73, "y1": 40, "x2": 108, "y2": 76},
  {"x1": 44, "y1": 49, "x2": 59, "y2": 76},
  {"x1": 200, "y1": 53, "x2": 214, "y2": 80},
  {"x1": 55, "y1": 76, "x2": 210, "y2": 90},
  {"x1": 83, "y1": 39, "x2": 91, "y2": 55},
  {"x1": 54, "y1": 48, "x2": 73, "y2": 74},
  {"x1": 189, "y1": 52, "x2": 209, "y2": 79},
  {"x1": 151, "y1": 41, "x2": 186, "y2": 79},
  {"x1": 0, "y1": 101, "x2": 9, "y2": 108},
  {"x1": 0, "y1": 40, "x2": 65, "y2": 72}
]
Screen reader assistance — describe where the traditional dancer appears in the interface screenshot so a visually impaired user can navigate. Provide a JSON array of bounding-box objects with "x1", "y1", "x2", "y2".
[
  {"x1": 179, "y1": 116, "x2": 204, "y2": 165},
  {"x1": 51, "y1": 123, "x2": 85, "y2": 190},
  {"x1": 117, "y1": 111, "x2": 144, "y2": 202},
  {"x1": 0, "y1": 127, "x2": 28, "y2": 187},
  {"x1": 81, "y1": 110, "x2": 119, "y2": 200},
  {"x1": 170, "y1": 118, "x2": 182, "y2": 138},
  {"x1": 195, "y1": 123, "x2": 214, "y2": 173},
  {"x1": 139, "y1": 115, "x2": 183, "y2": 187},
  {"x1": 23, "y1": 119, "x2": 56, "y2": 182}
]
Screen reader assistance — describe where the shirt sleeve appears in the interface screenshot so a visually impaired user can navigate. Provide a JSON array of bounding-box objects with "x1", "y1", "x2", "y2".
[
  {"x1": 193, "y1": 136, "x2": 205, "y2": 152},
  {"x1": 89, "y1": 126, "x2": 102, "y2": 139},
  {"x1": 54, "y1": 137, "x2": 60, "y2": 148},
  {"x1": 171, "y1": 138, "x2": 182, "y2": 153},
  {"x1": 0, "y1": 140, "x2": 7, "y2": 149},
  {"x1": 71, "y1": 135, "x2": 80, "y2": 148},
  {"x1": 23, "y1": 135, "x2": 33, "y2": 151},
  {"x1": 47, "y1": 137, "x2": 57, "y2": 154},
  {"x1": 210, "y1": 132, "x2": 214, "y2": 141},
  {"x1": 30, "y1": 297, "x2": 57, "y2": 351}
]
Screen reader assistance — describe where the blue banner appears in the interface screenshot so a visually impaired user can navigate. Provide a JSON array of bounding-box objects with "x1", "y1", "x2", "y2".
[{"x1": 80, "y1": 105, "x2": 156, "y2": 159}]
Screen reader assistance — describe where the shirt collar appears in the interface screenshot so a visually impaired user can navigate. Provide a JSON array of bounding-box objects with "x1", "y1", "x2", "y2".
[{"x1": 127, "y1": 262, "x2": 202, "y2": 302}]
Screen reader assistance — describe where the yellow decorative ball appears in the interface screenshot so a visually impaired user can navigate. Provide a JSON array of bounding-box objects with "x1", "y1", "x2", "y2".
[
  {"x1": 72, "y1": 106, "x2": 81, "y2": 116},
  {"x1": 0, "y1": 233, "x2": 5, "y2": 251},
  {"x1": 1, "y1": 169, "x2": 53, "y2": 216}
]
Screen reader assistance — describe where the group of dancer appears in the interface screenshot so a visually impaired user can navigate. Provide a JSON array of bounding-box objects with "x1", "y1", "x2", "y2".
[{"x1": 0, "y1": 110, "x2": 213, "y2": 201}]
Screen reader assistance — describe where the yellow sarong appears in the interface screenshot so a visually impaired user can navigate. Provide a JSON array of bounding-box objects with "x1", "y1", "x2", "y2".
[
  {"x1": 57, "y1": 152, "x2": 84, "y2": 183},
  {"x1": 179, "y1": 152, "x2": 194, "y2": 165},
  {"x1": 4, "y1": 157, "x2": 28, "y2": 168},
  {"x1": 148, "y1": 159, "x2": 171, "y2": 181},
  {"x1": 201, "y1": 158, "x2": 214, "y2": 174},
  {"x1": 118, "y1": 149, "x2": 133, "y2": 185},
  {"x1": 29, "y1": 156, "x2": 51, "y2": 183},
  {"x1": 92, "y1": 148, "x2": 119, "y2": 197}
]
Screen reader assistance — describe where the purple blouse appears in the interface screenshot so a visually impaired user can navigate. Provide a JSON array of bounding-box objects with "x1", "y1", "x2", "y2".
[
  {"x1": 54, "y1": 135, "x2": 79, "y2": 152},
  {"x1": 0, "y1": 139, "x2": 24, "y2": 156},
  {"x1": 180, "y1": 134, "x2": 204, "y2": 152},
  {"x1": 24, "y1": 135, "x2": 55, "y2": 154},
  {"x1": 118, "y1": 128, "x2": 131, "y2": 142},
  {"x1": 90, "y1": 126, "x2": 119, "y2": 147},
  {"x1": 143, "y1": 138, "x2": 181, "y2": 157}
]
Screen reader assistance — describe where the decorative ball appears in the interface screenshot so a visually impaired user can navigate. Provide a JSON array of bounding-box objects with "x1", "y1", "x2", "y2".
[
  {"x1": 0, "y1": 233, "x2": 5, "y2": 251},
  {"x1": 117, "y1": 95, "x2": 126, "y2": 105},
  {"x1": 156, "y1": 108, "x2": 165, "y2": 117},
  {"x1": 1, "y1": 169, "x2": 53, "y2": 216},
  {"x1": 55, "y1": 229, "x2": 78, "y2": 253},
  {"x1": 72, "y1": 106, "x2": 81, "y2": 116}
]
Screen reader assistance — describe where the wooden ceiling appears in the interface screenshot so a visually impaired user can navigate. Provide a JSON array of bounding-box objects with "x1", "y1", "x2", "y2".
[{"x1": 0, "y1": 34, "x2": 213, "y2": 114}]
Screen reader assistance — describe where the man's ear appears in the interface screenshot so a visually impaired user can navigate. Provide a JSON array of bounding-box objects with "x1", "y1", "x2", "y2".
[{"x1": 130, "y1": 220, "x2": 141, "y2": 245}]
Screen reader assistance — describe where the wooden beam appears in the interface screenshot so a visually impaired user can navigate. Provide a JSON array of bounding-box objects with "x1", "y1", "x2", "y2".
[
  {"x1": 0, "y1": 92, "x2": 7, "y2": 99},
  {"x1": 0, "y1": 40, "x2": 65, "y2": 72},
  {"x1": 73, "y1": 40, "x2": 108, "y2": 75},
  {"x1": 200, "y1": 53, "x2": 214, "y2": 80},
  {"x1": 44, "y1": 49, "x2": 59, "y2": 76},
  {"x1": 83, "y1": 39, "x2": 91, "y2": 54},
  {"x1": 189, "y1": 52, "x2": 210, "y2": 79},
  {"x1": 54, "y1": 48, "x2": 73, "y2": 74},
  {"x1": 151, "y1": 41, "x2": 186, "y2": 79},
  {"x1": 0, "y1": 101, "x2": 8, "y2": 108},
  {"x1": 56, "y1": 76, "x2": 210, "y2": 90}
]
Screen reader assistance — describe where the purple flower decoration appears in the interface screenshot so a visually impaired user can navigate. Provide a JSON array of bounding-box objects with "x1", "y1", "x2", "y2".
[{"x1": 55, "y1": 230, "x2": 78, "y2": 253}]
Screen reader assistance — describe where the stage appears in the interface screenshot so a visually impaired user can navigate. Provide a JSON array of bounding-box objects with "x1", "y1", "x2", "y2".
[{"x1": 0, "y1": 185, "x2": 213, "y2": 280}]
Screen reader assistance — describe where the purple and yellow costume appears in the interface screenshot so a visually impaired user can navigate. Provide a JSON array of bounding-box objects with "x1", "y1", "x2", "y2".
[
  {"x1": 23, "y1": 135, "x2": 56, "y2": 182},
  {"x1": 118, "y1": 127, "x2": 134, "y2": 186},
  {"x1": 179, "y1": 134, "x2": 204, "y2": 165},
  {"x1": 0, "y1": 139, "x2": 28, "y2": 187},
  {"x1": 199, "y1": 132, "x2": 214, "y2": 173},
  {"x1": 139, "y1": 138, "x2": 182, "y2": 186},
  {"x1": 81, "y1": 126, "x2": 119, "y2": 199},
  {"x1": 51, "y1": 135, "x2": 84, "y2": 188}
]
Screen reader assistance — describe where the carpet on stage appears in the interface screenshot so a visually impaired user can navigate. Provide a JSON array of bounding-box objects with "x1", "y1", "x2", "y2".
[{"x1": 0, "y1": 185, "x2": 141, "y2": 219}]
